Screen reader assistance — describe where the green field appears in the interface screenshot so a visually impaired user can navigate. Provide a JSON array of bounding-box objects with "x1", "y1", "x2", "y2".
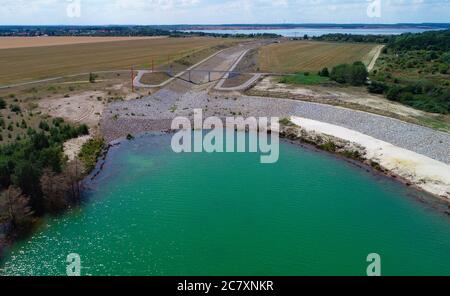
[
  {"x1": 279, "y1": 72, "x2": 330, "y2": 85},
  {"x1": 259, "y1": 41, "x2": 378, "y2": 73}
]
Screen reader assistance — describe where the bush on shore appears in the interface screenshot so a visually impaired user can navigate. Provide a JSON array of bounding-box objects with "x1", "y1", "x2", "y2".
[{"x1": 78, "y1": 138, "x2": 106, "y2": 173}]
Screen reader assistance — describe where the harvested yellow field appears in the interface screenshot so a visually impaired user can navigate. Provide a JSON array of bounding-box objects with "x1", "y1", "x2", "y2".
[
  {"x1": 259, "y1": 41, "x2": 379, "y2": 73},
  {"x1": 0, "y1": 37, "x2": 233, "y2": 85},
  {"x1": 0, "y1": 36, "x2": 167, "y2": 49}
]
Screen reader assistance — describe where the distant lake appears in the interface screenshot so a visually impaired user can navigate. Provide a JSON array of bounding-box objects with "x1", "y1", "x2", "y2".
[{"x1": 183, "y1": 27, "x2": 442, "y2": 37}]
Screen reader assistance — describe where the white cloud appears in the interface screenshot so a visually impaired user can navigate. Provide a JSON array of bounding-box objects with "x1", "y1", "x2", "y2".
[{"x1": 0, "y1": 0, "x2": 449, "y2": 25}]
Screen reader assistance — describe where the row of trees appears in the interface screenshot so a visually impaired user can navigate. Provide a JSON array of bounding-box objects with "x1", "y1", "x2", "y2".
[
  {"x1": 387, "y1": 29, "x2": 450, "y2": 52},
  {"x1": 313, "y1": 33, "x2": 393, "y2": 44}
]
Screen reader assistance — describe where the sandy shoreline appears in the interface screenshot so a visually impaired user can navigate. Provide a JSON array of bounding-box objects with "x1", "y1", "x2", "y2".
[{"x1": 290, "y1": 116, "x2": 450, "y2": 201}]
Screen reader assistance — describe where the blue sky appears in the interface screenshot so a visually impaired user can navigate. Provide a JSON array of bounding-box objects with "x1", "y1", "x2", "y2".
[{"x1": 0, "y1": 0, "x2": 449, "y2": 25}]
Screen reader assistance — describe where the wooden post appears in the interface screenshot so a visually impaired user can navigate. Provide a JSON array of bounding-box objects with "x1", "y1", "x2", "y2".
[
  {"x1": 152, "y1": 59, "x2": 154, "y2": 72},
  {"x1": 131, "y1": 66, "x2": 134, "y2": 93}
]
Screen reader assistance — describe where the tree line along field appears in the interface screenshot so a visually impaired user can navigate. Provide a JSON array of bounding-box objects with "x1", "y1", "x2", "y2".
[
  {"x1": 0, "y1": 37, "x2": 235, "y2": 85},
  {"x1": 258, "y1": 41, "x2": 379, "y2": 73}
]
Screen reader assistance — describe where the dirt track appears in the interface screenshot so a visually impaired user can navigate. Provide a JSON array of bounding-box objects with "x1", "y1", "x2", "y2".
[{"x1": 367, "y1": 45, "x2": 384, "y2": 71}]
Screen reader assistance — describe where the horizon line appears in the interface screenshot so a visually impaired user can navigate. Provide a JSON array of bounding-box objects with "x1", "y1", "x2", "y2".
[{"x1": 1, "y1": 22, "x2": 450, "y2": 27}]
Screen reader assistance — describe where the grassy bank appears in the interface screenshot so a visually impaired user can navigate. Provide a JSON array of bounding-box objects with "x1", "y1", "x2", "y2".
[{"x1": 279, "y1": 72, "x2": 330, "y2": 85}]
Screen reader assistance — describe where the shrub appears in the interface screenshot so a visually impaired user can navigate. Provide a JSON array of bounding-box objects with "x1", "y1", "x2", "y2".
[
  {"x1": 52, "y1": 117, "x2": 65, "y2": 127},
  {"x1": 319, "y1": 67, "x2": 330, "y2": 77},
  {"x1": 438, "y1": 63, "x2": 449, "y2": 74},
  {"x1": 39, "y1": 121, "x2": 50, "y2": 131},
  {"x1": 47, "y1": 85, "x2": 57, "y2": 92},
  {"x1": 0, "y1": 98, "x2": 6, "y2": 109},
  {"x1": 442, "y1": 52, "x2": 450, "y2": 63},
  {"x1": 78, "y1": 138, "x2": 105, "y2": 173},
  {"x1": 350, "y1": 62, "x2": 369, "y2": 85},
  {"x1": 10, "y1": 104, "x2": 21, "y2": 113},
  {"x1": 386, "y1": 86, "x2": 402, "y2": 101},
  {"x1": 425, "y1": 51, "x2": 438, "y2": 61},
  {"x1": 367, "y1": 81, "x2": 388, "y2": 94},
  {"x1": 330, "y1": 62, "x2": 368, "y2": 86},
  {"x1": 89, "y1": 73, "x2": 98, "y2": 83},
  {"x1": 319, "y1": 141, "x2": 337, "y2": 152},
  {"x1": 77, "y1": 124, "x2": 89, "y2": 136},
  {"x1": 279, "y1": 118, "x2": 295, "y2": 126},
  {"x1": 330, "y1": 64, "x2": 352, "y2": 84}
]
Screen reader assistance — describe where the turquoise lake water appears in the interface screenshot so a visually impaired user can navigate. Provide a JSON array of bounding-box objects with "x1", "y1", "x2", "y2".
[{"x1": 1, "y1": 133, "x2": 449, "y2": 276}]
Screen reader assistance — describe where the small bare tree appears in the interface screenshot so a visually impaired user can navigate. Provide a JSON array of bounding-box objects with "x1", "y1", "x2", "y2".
[
  {"x1": 0, "y1": 186, "x2": 34, "y2": 233},
  {"x1": 62, "y1": 159, "x2": 86, "y2": 204},
  {"x1": 40, "y1": 168, "x2": 69, "y2": 214}
]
